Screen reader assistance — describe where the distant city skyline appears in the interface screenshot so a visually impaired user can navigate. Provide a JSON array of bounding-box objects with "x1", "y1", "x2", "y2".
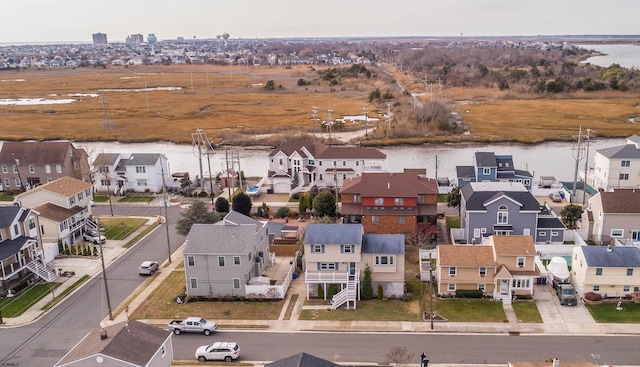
[{"x1": 1, "y1": 0, "x2": 639, "y2": 45}]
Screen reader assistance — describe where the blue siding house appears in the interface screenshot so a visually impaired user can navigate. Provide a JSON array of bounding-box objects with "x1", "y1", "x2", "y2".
[{"x1": 456, "y1": 152, "x2": 533, "y2": 189}]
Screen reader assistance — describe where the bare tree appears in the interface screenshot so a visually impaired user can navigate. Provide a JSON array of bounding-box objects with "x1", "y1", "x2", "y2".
[{"x1": 384, "y1": 346, "x2": 415, "y2": 367}]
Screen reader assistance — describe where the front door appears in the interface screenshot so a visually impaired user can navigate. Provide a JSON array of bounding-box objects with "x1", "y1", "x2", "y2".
[
  {"x1": 500, "y1": 279, "x2": 509, "y2": 295},
  {"x1": 348, "y1": 262, "x2": 357, "y2": 277}
]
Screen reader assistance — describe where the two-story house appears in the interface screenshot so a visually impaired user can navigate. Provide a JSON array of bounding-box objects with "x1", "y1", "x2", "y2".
[
  {"x1": 92, "y1": 153, "x2": 169, "y2": 194},
  {"x1": 437, "y1": 235, "x2": 539, "y2": 304},
  {"x1": 455, "y1": 152, "x2": 533, "y2": 189},
  {"x1": 14, "y1": 176, "x2": 95, "y2": 261},
  {"x1": 340, "y1": 169, "x2": 438, "y2": 235},
  {"x1": 0, "y1": 141, "x2": 90, "y2": 192},
  {"x1": 571, "y1": 245, "x2": 640, "y2": 299},
  {"x1": 592, "y1": 135, "x2": 640, "y2": 191},
  {"x1": 54, "y1": 320, "x2": 173, "y2": 367},
  {"x1": 0, "y1": 205, "x2": 58, "y2": 292},
  {"x1": 267, "y1": 140, "x2": 386, "y2": 194},
  {"x1": 183, "y1": 211, "x2": 270, "y2": 298},
  {"x1": 582, "y1": 189, "x2": 640, "y2": 246},
  {"x1": 303, "y1": 223, "x2": 405, "y2": 309},
  {"x1": 460, "y1": 182, "x2": 565, "y2": 245}
]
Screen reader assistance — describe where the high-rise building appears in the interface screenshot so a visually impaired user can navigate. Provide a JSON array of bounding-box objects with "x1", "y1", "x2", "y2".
[
  {"x1": 126, "y1": 34, "x2": 144, "y2": 44},
  {"x1": 92, "y1": 33, "x2": 108, "y2": 44}
]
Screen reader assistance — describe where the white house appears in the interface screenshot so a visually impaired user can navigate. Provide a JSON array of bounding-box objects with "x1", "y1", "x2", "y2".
[
  {"x1": 267, "y1": 140, "x2": 386, "y2": 195},
  {"x1": 592, "y1": 135, "x2": 640, "y2": 191},
  {"x1": 92, "y1": 153, "x2": 169, "y2": 194}
]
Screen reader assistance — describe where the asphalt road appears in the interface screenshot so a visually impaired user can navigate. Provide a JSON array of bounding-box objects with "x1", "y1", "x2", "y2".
[{"x1": 0, "y1": 203, "x2": 186, "y2": 367}]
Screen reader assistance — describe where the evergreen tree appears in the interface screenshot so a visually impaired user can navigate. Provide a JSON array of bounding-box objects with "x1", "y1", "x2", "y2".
[
  {"x1": 214, "y1": 196, "x2": 230, "y2": 213},
  {"x1": 361, "y1": 264, "x2": 373, "y2": 300},
  {"x1": 313, "y1": 191, "x2": 336, "y2": 217},
  {"x1": 232, "y1": 191, "x2": 253, "y2": 216},
  {"x1": 176, "y1": 200, "x2": 217, "y2": 235}
]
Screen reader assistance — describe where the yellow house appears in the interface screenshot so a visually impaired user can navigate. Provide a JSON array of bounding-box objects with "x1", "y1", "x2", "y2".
[{"x1": 571, "y1": 245, "x2": 640, "y2": 298}]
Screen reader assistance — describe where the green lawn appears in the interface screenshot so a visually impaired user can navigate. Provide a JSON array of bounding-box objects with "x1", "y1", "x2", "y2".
[
  {"x1": 93, "y1": 195, "x2": 110, "y2": 203},
  {"x1": 99, "y1": 217, "x2": 149, "y2": 240},
  {"x1": 0, "y1": 194, "x2": 14, "y2": 202},
  {"x1": 118, "y1": 195, "x2": 155, "y2": 203},
  {"x1": 433, "y1": 299, "x2": 507, "y2": 322},
  {"x1": 446, "y1": 216, "x2": 461, "y2": 229},
  {"x1": 41, "y1": 275, "x2": 89, "y2": 310},
  {"x1": 586, "y1": 302, "x2": 640, "y2": 323},
  {"x1": 437, "y1": 194, "x2": 448, "y2": 202},
  {"x1": 512, "y1": 301, "x2": 543, "y2": 323},
  {"x1": 0, "y1": 283, "x2": 60, "y2": 318}
]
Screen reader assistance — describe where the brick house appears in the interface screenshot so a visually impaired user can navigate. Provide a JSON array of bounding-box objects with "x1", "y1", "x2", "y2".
[
  {"x1": 340, "y1": 168, "x2": 439, "y2": 235},
  {"x1": 0, "y1": 141, "x2": 90, "y2": 192}
]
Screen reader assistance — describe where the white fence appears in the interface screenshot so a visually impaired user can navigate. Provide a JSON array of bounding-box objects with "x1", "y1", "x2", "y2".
[{"x1": 245, "y1": 261, "x2": 295, "y2": 300}]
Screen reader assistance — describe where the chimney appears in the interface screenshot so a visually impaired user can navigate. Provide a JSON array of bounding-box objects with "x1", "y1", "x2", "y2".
[{"x1": 100, "y1": 329, "x2": 108, "y2": 340}]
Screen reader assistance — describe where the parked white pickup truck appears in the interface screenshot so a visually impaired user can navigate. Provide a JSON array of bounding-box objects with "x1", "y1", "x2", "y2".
[{"x1": 168, "y1": 317, "x2": 218, "y2": 335}]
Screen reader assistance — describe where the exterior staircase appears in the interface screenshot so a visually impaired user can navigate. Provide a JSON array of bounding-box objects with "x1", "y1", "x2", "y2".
[
  {"x1": 331, "y1": 278, "x2": 358, "y2": 310},
  {"x1": 26, "y1": 259, "x2": 59, "y2": 282}
]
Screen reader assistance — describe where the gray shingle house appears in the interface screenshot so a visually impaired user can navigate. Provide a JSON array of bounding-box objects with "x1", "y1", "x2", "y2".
[
  {"x1": 460, "y1": 182, "x2": 565, "y2": 244},
  {"x1": 456, "y1": 152, "x2": 533, "y2": 189},
  {"x1": 183, "y1": 211, "x2": 270, "y2": 298}
]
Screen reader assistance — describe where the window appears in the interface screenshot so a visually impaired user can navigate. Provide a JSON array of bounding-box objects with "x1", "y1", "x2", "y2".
[
  {"x1": 218, "y1": 256, "x2": 225, "y2": 267},
  {"x1": 137, "y1": 179, "x2": 147, "y2": 187},
  {"x1": 4, "y1": 178, "x2": 9, "y2": 187},
  {"x1": 627, "y1": 268, "x2": 634, "y2": 276},
  {"x1": 233, "y1": 278, "x2": 241, "y2": 289},
  {"x1": 136, "y1": 166, "x2": 146, "y2": 173},
  {"x1": 611, "y1": 229, "x2": 624, "y2": 237},
  {"x1": 13, "y1": 164, "x2": 18, "y2": 173},
  {"x1": 13, "y1": 224, "x2": 19, "y2": 236},
  {"x1": 523, "y1": 179, "x2": 531, "y2": 186},
  {"x1": 479, "y1": 267, "x2": 487, "y2": 277},
  {"x1": 478, "y1": 284, "x2": 486, "y2": 292},
  {"x1": 621, "y1": 160, "x2": 631, "y2": 167},
  {"x1": 356, "y1": 161, "x2": 360, "y2": 166},
  {"x1": 229, "y1": 256, "x2": 239, "y2": 266},
  {"x1": 473, "y1": 228, "x2": 481, "y2": 238},
  {"x1": 319, "y1": 262, "x2": 338, "y2": 270},
  {"x1": 593, "y1": 285, "x2": 600, "y2": 292},
  {"x1": 516, "y1": 257, "x2": 525, "y2": 267},
  {"x1": 394, "y1": 198, "x2": 404, "y2": 205},
  {"x1": 319, "y1": 160, "x2": 323, "y2": 166},
  {"x1": 497, "y1": 211, "x2": 508, "y2": 224},
  {"x1": 398, "y1": 216, "x2": 406, "y2": 224},
  {"x1": 551, "y1": 231, "x2": 558, "y2": 236},
  {"x1": 1, "y1": 165, "x2": 6, "y2": 173},
  {"x1": 343, "y1": 160, "x2": 346, "y2": 166},
  {"x1": 375, "y1": 255, "x2": 395, "y2": 266},
  {"x1": 319, "y1": 174, "x2": 323, "y2": 181},
  {"x1": 29, "y1": 164, "x2": 35, "y2": 173},
  {"x1": 98, "y1": 166, "x2": 109, "y2": 173},
  {"x1": 78, "y1": 191, "x2": 83, "y2": 201},
  {"x1": 539, "y1": 232, "x2": 546, "y2": 236},
  {"x1": 187, "y1": 256, "x2": 195, "y2": 267},
  {"x1": 483, "y1": 168, "x2": 491, "y2": 175},
  {"x1": 624, "y1": 285, "x2": 630, "y2": 292},
  {"x1": 341, "y1": 245, "x2": 353, "y2": 253},
  {"x1": 449, "y1": 267, "x2": 457, "y2": 276},
  {"x1": 311, "y1": 244, "x2": 324, "y2": 253},
  {"x1": 354, "y1": 194, "x2": 361, "y2": 203},
  {"x1": 374, "y1": 197, "x2": 384, "y2": 205},
  {"x1": 69, "y1": 196, "x2": 75, "y2": 206},
  {"x1": 28, "y1": 218, "x2": 35, "y2": 230},
  {"x1": 619, "y1": 173, "x2": 629, "y2": 180},
  {"x1": 15, "y1": 178, "x2": 21, "y2": 186},
  {"x1": 101, "y1": 179, "x2": 111, "y2": 186},
  {"x1": 595, "y1": 267, "x2": 602, "y2": 276},
  {"x1": 333, "y1": 161, "x2": 337, "y2": 166},
  {"x1": 190, "y1": 278, "x2": 197, "y2": 289},
  {"x1": 448, "y1": 284, "x2": 456, "y2": 292},
  {"x1": 418, "y1": 195, "x2": 426, "y2": 203},
  {"x1": 56, "y1": 164, "x2": 62, "y2": 173},
  {"x1": 371, "y1": 215, "x2": 379, "y2": 224}
]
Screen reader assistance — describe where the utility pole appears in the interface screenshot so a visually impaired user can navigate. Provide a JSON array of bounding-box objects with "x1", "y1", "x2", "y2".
[
  {"x1": 386, "y1": 102, "x2": 393, "y2": 138},
  {"x1": 311, "y1": 106, "x2": 319, "y2": 141},
  {"x1": 435, "y1": 154, "x2": 438, "y2": 181},
  {"x1": 105, "y1": 173, "x2": 114, "y2": 216},
  {"x1": 160, "y1": 157, "x2": 172, "y2": 263},
  {"x1": 572, "y1": 126, "x2": 584, "y2": 199},
  {"x1": 363, "y1": 105, "x2": 368, "y2": 138},
  {"x1": 583, "y1": 129, "x2": 595, "y2": 205},
  {"x1": 225, "y1": 147, "x2": 232, "y2": 198},
  {"x1": 327, "y1": 105, "x2": 333, "y2": 142},
  {"x1": 97, "y1": 217, "x2": 113, "y2": 320},
  {"x1": 429, "y1": 252, "x2": 434, "y2": 330},
  {"x1": 192, "y1": 125, "x2": 206, "y2": 189},
  {"x1": 192, "y1": 126, "x2": 216, "y2": 206}
]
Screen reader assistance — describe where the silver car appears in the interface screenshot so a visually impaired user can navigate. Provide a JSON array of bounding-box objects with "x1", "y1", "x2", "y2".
[{"x1": 138, "y1": 261, "x2": 158, "y2": 275}]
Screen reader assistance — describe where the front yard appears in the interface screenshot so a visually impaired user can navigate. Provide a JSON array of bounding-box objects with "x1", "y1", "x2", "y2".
[{"x1": 586, "y1": 301, "x2": 640, "y2": 323}]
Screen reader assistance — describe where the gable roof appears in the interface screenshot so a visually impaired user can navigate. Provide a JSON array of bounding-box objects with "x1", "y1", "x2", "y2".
[
  {"x1": 599, "y1": 189, "x2": 640, "y2": 214},
  {"x1": 92, "y1": 152, "x2": 120, "y2": 166},
  {"x1": 17, "y1": 176, "x2": 92, "y2": 199},
  {"x1": 185, "y1": 223, "x2": 259, "y2": 254},
  {"x1": 268, "y1": 140, "x2": 386, "y2": 160},
  {"x1": 0, "y1": 141, "x2": 74, "y2": 165},
  {"x1": 362, "y1": 234, "x2": 405, "y2": 254},
  {"x1": 304, "y1": 224, "x2": 363, "y2": 245},
  {"x1": 55, "y1": 320, "x2": 170, "y2": 367},
  {"x1": 223, "y1": 210, "x2": 261, "y2": 226},
  {"x1": 0, "y1": 236, "x2": 34, "y2": 262},
  {"x1": 596, "y1": 143, "x2": 640, "y2": 159},
  {"x1": 268, "y1": 140, "x2": 328, "y2": 158},
  {"x1": 115, "y1": 153, "x2": 162, "y2": 170},
  {"x1": 537, "y1": 217, "x2": 566, "y2": 230},
  {"x1": 0, "y1": 206, "x2": 22, "y2": 228},
  {"x1": 33, "y1": 203, "x2": 84, "y2": 222},
  {"x1": 581, "y1": 246, "x2": 640, "y2": 268},
  {"x1": 340, "y1": 171, "x2": 437, "y2": 196},
  {"x1": 438, "y1": 244, "x2": 495, "y2": 266},
  {"x1": 265, "y1": 353, "x2": 339, "y2": 367},
  {"x1": 461, "y1": 182, "x2": 539, "y2": 211},
  {"x1": 475, "y1": 152, "x2": 497, "y2": 167},
  {"x1": 490, "y1": 236, "x2": 536, "y2": 256},
  {"x1": 456, "y1": 165, "x2": 476, "y2": 178}
]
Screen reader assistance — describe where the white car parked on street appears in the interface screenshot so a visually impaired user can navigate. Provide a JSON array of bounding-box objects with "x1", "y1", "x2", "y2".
[
  {"x1": 195, "y1": 342, "x2": 240, "y2": 362},
  {"x1": 138, "y1": 261, "x2": 158, "y2": 275}
]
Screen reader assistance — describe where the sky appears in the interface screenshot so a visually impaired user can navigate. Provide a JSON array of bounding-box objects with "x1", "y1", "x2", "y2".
[{"x1": 1, "y1": 0, "x2": 639, "y2": 44}]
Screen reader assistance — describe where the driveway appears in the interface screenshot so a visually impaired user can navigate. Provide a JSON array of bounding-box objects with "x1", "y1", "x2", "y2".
[{"x1": 534, "y1": 284, "x2": 596, "y2": 334}]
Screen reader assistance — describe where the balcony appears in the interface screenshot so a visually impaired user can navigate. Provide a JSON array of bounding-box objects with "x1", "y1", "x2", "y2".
[{"x1": 305, "y1": 271, "x2": 349, "y2": 283}]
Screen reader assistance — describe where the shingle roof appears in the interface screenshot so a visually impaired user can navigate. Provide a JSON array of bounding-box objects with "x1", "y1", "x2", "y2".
[
  {"x1": 599, "y1": 189, "x2": 640, "y2": 213},
  {"x1": 581, "y1": 246, "x2": 640, "y2": 267},
  {"x1": 115, "y1": 153, "x2": 161, "y2": 170},
  {"x1": 455, "y1": 165, "x2": 476, "y2": 179},
  {"x1": 18, "y1": 176, "x2": 92, "y2": 198},
  {"x1": 265, "y1": 353, "x2": 339, "y2": 367},
  {"x1": 461, "y1": 182, "x2": 539, "y2": 211},
  {"x1": 340, "y1": 171, "x2": 438, "y2": 196},
  {"x1": 0, "y1": 206, "x2": 21, "y2": 228},
  {"x1": 596, "y1": 144, "x2": 640, "y2": 159},
  {"x1": 362, "y1": 234, "x2": 405, "y2": 254},
  {"x1": 92, "y1": 152, "x2": 120, "y2": 166},
  {"x1": 537, "y1": 217, "x2": 566, "y2": 230},
  {"x1": 33, "y1": 203, "x2": 84, "y2": 222},
  {"x1": 185, "y1": 223, "x2": 257, "y2": 254},
  {"x1": 303, "y1": 224, "x2": 363, "y2": 245},
  {"x1": 513, "y1": 169, "x2": 533, "y2": 178},
  {"x1": 475, "y1": 152, "x2": 497, "y2": 167},
  {"x1": 0, "y1": 236, "x2": 33, "y2": 262},
  {"x1": 55, "y1": 320, "x2": 170, "y2": 367},
  {"x1": 268, "y1": 140, "x2": 328, "y2": 158},
  {"x1": 268, "y1": 140, "x2": 386, "y2": 160},
  {"x1": 438, "y1": 244, "x2": 495, "y2": 266},
  {"x1": 491, "y1": 236, "x2": 536, "y2": 256},
  {"x1": 0, "y1": 141, "x2": 74, "y2": 165}
]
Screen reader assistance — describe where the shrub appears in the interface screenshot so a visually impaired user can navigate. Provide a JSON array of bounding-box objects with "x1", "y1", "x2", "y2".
[
  {"x1": 327, "y1": 284, "x2": 338, "y2": 300},
  {"x1": 585, "y1": 292, "x2": 603, "y2": 302},
  {"x1": 317, "y1": 284, "x2": 324, "y2": 299},
  {"x1": 377, "y1": 284, "x2": 384, "y2": 299},
  {"x1": 455, "y1": 289, "x2": 483, "y2": 298},
  {"x1": 276, "y1": 207, "x2": 291, "y2": 218}
]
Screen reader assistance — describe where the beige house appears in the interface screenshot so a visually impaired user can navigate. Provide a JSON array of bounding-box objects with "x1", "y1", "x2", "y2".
[
  {"x1": 437, "y1": 235, "x2": 540, "y2": 304},
  {"x1": 571, "y1": 245, "x2": 640, "y2": 298},
  {"x1": 303, "y1": 223, "x2": 405, "y2": 309},
  {"x1": 14, "y1": 176, "x2": 95, "y2": 261},
  {"x1": 582, "y1": 189, "x2": 640, "y2": 246}
]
